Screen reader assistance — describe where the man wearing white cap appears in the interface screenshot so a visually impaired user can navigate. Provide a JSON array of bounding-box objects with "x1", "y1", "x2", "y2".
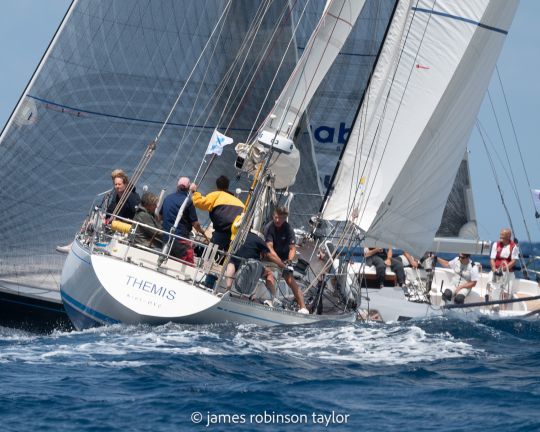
[{"x1": 160, "y1": 177, "x2": 208, "y2": 263}]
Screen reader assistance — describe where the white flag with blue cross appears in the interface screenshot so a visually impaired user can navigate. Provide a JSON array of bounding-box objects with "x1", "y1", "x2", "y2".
[{"x1": 205, "y1": 129, "x2": 234, "y2": 156}]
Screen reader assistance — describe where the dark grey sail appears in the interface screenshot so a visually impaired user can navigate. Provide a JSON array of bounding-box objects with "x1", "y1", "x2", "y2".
[
  {"x1": 435, "y1": 153, "x2": 479, "y2": 239},
  {"x1": 0, "y1": 0, "x2": 395, "y2": 291},
  {"x1": 0, "y1": 0, "x2": 313, "y2": 290}
]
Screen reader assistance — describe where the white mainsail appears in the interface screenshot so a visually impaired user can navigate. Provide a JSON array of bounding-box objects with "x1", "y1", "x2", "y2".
[{"x1": 322, "y1": 0, "x2": 518, "y2": 256}]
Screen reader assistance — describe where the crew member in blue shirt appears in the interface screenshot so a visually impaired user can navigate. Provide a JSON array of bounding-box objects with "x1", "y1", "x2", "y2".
[{"x1": 160, "y1": 177, "x2": 208, "y2": 263}]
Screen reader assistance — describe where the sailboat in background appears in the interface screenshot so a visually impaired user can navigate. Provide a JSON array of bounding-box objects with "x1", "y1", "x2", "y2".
[{"x1": 317, "y1": 0, "x2": 540, "y2": 321}]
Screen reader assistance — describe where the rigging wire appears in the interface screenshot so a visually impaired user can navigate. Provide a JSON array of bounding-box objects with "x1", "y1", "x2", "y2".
[
  {"x1": 354, "y1": 0, "x2": 435, "y2": 234},
  {"x1": 331, "y1": 1, "x2": 394, "y2": 251},
  {"x1": 486, "y1": 90, "x2": 533, "y2": 244},
  {"x1": 163, "y1": 0, "x2": 234, "y2": 185},
  {"x1": 314, "y1": 0, "x2": 431, "y2": 274},
  {"x1": 306, "y1": 0, "x2": 479, "y2": 296},
  {"x1": 475, "y1": 119, "x2": 540, "y2": 253},
  {"x1": 323, "y1": 0, "x2": 426, "y2": 237},
  {"x1": 476, "y1": 121, "x2": 517, "y2": 196},
  {"x1": 494, "y1": 66, "x2": 540, "y2": 235},
  {"x1": 171, "y1": 0, "x2": 312, "y2": 192},
  {"x1": 187, "y1": 0, "x2": 293, "y2": 182},
  {"x1": 476, "y1": 121, "x2": 515, "y2": 234},
  {"x1": 285, "y1": 0, "x2": 394, "y2": 277},
  {"x1": 476, "y1": 120, "x2": 529, "y2": 273},
  {"x1": 314, "y1": 3, "x2": 390, "y2": 259},
  {"x1": 159, "y1": 0, "x2": 284, "y2": 239},
  {"x1": 153, "y1": 1, "x2": 233, "y2": 146},
  {"x1": 151, "y1": 0, "x2": 301, "y2": 236},
  {"x1": 476, "y1": 119, "x2": 540, "y2": 246},
  {"x1": 219, "y1": 0, "x2": 282, "y2": 133},
  {"x1": 270, "y1": 0, "x2": 348, "y2": 138},
  {"x1": 477, "y1": 118, "x2": 539, "y2": 240},
  {"x1": 235, "y1": 0, "x2": 312, "y2": 143},
  {"x1": 495, "y1": 66, "x2": 535, "y2": 193},
  {"x1": 113, "y1": 0, "x2": 234, "y2": 215},
  {"x1": 302, "y1": 1, "x2": 400, "y2": 293},
  {"x1": 173, "y1": 0, "x2": 297, "y2": 184}
]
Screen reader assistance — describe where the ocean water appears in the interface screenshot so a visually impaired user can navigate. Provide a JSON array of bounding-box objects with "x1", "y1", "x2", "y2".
[{"x1": 1, "y1": 318, "x2": 539, "y2": 431}]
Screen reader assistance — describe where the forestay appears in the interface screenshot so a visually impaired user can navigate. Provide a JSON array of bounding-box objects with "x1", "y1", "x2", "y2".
[{"x1": 322, "y1": 0, "x2": 518, "y2": 256}]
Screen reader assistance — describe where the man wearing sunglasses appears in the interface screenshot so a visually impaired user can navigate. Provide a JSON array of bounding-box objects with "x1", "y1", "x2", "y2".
[{"x1": 436, "y1": 253, "x2": 479, "y2": 304}]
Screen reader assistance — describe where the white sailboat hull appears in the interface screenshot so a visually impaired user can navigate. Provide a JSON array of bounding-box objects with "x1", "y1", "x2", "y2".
[
  {"x1": 361, "y1": 267, "x2": 540, "y2": 323},
  {"x1": 60, "y1": 240, "x2": 355, "y2": 330}
]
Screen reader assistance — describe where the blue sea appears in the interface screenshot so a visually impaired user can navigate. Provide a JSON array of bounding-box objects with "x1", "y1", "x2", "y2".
[
  {"x1": 1, "y1": 242, "x2": 539, "y2": 431},
  {"x1": 1, "y1": 318, "x2": 540, "y2": 431}
]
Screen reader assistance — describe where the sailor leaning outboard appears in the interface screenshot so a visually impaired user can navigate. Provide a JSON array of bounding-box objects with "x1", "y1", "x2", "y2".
[{"x1": 437, "y1": 254, "x2": 479, "y2": 304}]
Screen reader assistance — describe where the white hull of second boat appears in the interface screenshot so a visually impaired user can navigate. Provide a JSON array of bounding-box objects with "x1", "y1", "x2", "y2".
[
  {"x1": 60, "y1": 239, "x2": 355, "y2": 330},
  {"x1": 361, "y1": 267, "x2": 540, "y2": 323},
  {"x1": 361, "y1": 286, "x2": 439, "y2": 322}
]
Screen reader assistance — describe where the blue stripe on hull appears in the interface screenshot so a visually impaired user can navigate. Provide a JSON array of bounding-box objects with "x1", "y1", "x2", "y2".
[
  {"x1": 71, "y1": 247, "x2": 91, "y2": 265},
  {"x1": 61, "y1": 289, "x2": 119, "y2": 330},
  {"x1": 62, "y1": 300, "x2": 103, "y2": 330}
]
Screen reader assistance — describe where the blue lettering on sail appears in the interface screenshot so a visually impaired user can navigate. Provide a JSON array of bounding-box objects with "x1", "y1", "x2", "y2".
[
  {"x1": 126, "y1": 275, "x2": 175, "y2": 301},
  {"x1": 311, "y1": 122, "x2": 350, "y2": 145},
  {"x1": 314, "y1": 125, "x2": 334, "y2": 143}
]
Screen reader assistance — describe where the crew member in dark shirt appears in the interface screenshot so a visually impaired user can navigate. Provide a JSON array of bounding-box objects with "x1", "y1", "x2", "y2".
[
  {"x1": 264, "y1": 206, "x2": 308, "y2": 314},
  {"x1": 106, "y1": 170, "x2": 140, "y2": 220},
  {"x1": 225, "y1": 231, "x2": 283, "y2": 300},
  {"x1": 133, "y1": 192, "x2": 162, "y2": 248},
  {"x1": 364, "y1": 247, "x2": 406, "y2": 288}
]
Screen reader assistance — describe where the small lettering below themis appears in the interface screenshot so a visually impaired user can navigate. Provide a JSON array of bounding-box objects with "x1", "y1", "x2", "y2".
[
  {"x1": 125, "y1": 293, "x2": 162, "y2": 309},
  {"x1": 126, "y1": 275, "x2": 176, "y2": 300}
]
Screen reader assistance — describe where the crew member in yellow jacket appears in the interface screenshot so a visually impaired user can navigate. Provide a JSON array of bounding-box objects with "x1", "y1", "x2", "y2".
[
  {"x1": 189, "y1": 175, "x2": 244, "y2": 251},
  {"x1": 190, "y1": 175, "x2": 244, "y2": 288}
]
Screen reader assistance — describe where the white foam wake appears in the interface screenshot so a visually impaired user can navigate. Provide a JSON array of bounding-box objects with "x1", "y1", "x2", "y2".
[{"x1": 0, "y1": 321, "x2": 481, "y2": 366}]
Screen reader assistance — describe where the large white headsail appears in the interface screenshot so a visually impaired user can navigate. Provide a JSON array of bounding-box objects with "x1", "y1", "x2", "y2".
[
  {"x1": 322, "y1": 0, "x2": 518, "y2": 256},
  {"x1": 241, "y1": 0, "x2": 367, "y2": 188}
]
